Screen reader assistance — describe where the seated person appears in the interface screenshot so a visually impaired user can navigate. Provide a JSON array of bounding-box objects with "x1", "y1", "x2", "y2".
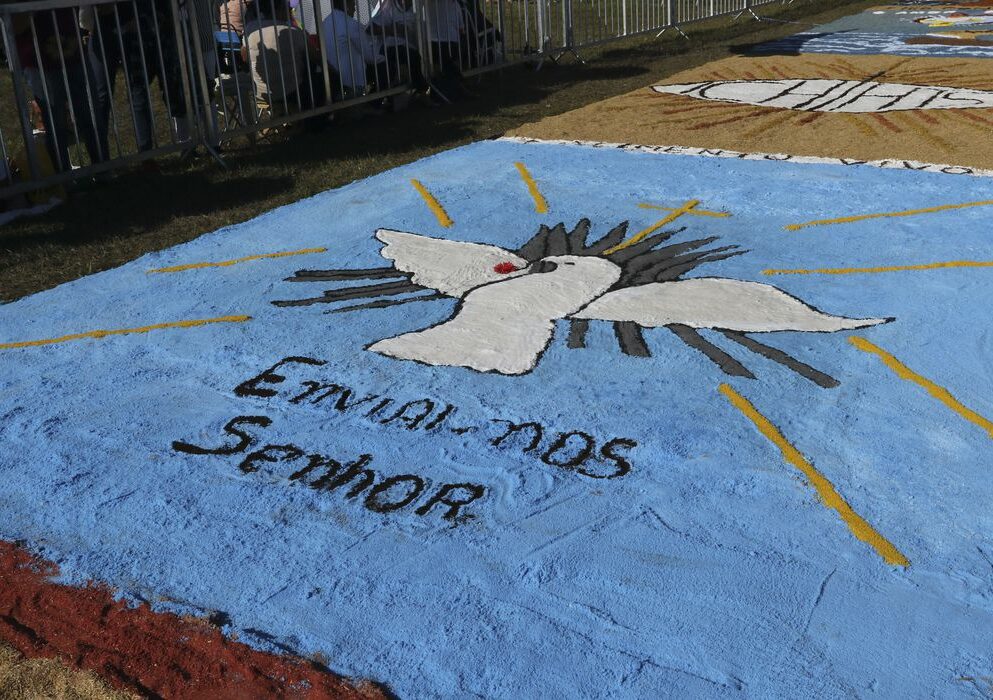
[
  {"x1": 423, "y1": 0, "x2": 471, "y2": 99},
  {"x1": 242, "y1": 0, "x2": 322, "y2": 110},
  {"x1": 368, "y1": 0, "x2": 428, "y2": 93},
  {"x1": 321, "y1": 0, "x2": 385, "y2": 95}
]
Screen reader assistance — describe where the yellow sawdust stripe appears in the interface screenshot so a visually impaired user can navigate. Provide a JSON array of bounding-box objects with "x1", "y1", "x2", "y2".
[
  {"x1": 742, "y1": 111, "x2": 796, "y2": 140},
  {"x1": 410, "y1": 179, "x2": 453, "y2": 228},
  {"x1": 148, "y1": 247, "x2": 327, "y2": 274},
  {"x1": 889, "y1": 112, "x2": 953, "y2": 152},
  {"x1": 841, "y1": 113, "x2": 877, "y2": 138},
  {"x1": 638, "y1": 202, "x2": 730, "y2": 219},
  {"x1": 785, "y1": 198, "x2": 993, "y2": 232},
  {"x1": 0, "y1": 315, "x2": 251, "y2": 350},
  {"x1": 514, "y1": 162, "x2": 549, "y2": 214},
  {"x1": 850, "y1": 336, "x2": 993, "y2": 439},
  {"x1": 763, "y1": 260, "x2": 993, "y2": 276},
  {"x1": 605, "y1": 199, "x2": 701, "y2": 256},
  {"x1": 718, "y1": 383, "x2": 910, "y2": 567}
]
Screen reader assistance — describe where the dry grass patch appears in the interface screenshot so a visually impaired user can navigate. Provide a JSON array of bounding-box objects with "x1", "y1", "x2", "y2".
[{"x1": 0, "y1": 643, "x2": 134, "y2": 700}]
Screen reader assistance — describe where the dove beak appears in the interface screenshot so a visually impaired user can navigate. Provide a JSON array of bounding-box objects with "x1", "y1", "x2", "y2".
[{"x1": 530, "y1": 260, "x2": 559, "y2": 274}]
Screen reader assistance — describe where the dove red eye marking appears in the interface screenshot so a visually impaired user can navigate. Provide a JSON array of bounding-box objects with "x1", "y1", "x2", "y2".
[{"x1": 494, "y1": 262, "x2": 519, "y2": 274}]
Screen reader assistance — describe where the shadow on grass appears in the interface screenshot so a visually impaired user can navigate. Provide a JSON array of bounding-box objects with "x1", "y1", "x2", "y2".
[
  {"x1": 1, "y1": 172, "x2": 295, "y2": 254},
  {"x1": 6, "y1": 60, "x2": 652, "y2": 243},
  {"x1": 219, "y1": 62, "x2": 651, "y2": 171}
]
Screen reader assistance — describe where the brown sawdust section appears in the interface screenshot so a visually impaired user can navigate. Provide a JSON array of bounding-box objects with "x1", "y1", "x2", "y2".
[
  {"x1": 0, "y1": 541, "x2": 389, "y2": 699},
  {"x1": 509, "y1": 54, "x2": 993, "y2": 169}
]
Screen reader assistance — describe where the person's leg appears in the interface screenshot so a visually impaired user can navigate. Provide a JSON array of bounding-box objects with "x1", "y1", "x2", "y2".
[
  {"x1": 384, "y1": 45, "x2": 427, "y2": 92},
  {"x1": 150, "y1": 4, "x2": 190, "y2": 144},
  {"x1": 429, "y1": 41, "x2": 445, "y2": 72},
  {"x1": 428, "y1": 41, "x2": 463, "y2": 100},
  {"x1": 24, "y1": 68, "x2": 71, "y2": 172},
  {"x1": 121, "y1": 27, "x2": 154, "y2": 152},
  {"x1": 200, "y1": 48, "x2": 221, "y2": 148},
  {"x1": 441, "y1": 41, "x2": 462, "y2": 78},
  {"x1": 86, "y1": 37, "x2": 111, "y2": 160},
  {"x1": 64, "y1": 54, "x2": 104, "y2": 165},
  {"x1": 88, "y1": 13, "x2": 125, "y2": 161},
  {"x1": 305, "y1": 66, "x2": 328, "y2": 108},
  {"x1": 368, "y1": 61, "x2": 391, "y2": 92}
]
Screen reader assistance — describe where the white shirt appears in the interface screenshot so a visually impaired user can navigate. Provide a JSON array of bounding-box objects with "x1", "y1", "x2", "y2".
[
  {"x1": 369, "y1": 0, "x2": 416, "y2": 49},
  {"x1": 424, "y1": 0, "x2": 463, "y2": 43},
  {"x1": 297, "y1": 0, "x2": 374, "y2": 29},
  {"x1": 322, "y1": 9, "x2": 382, "y2": 90}
]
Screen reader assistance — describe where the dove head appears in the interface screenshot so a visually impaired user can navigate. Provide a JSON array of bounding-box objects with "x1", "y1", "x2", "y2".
[
  {"x1": 453, "y1": 254, "x2": 621, "y2": 326},
  {"x1": 529, "y1": 255, "x2": 620, "y2": 281},
  {"x1": 513, "y1": 255, "x2": 622, "y2": 316}
]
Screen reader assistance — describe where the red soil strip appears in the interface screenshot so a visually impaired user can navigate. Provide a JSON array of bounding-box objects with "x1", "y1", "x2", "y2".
[
  {"x1": 869, "y1": 113, "x2": 903, "y2": 134},
  {"x1": 657, "y1": 104, "x2": 723, "y2": 116},
  {"x1": 0, "y1": 541, "x2": 389, "y2": 700},
  {"x1": 957, "y1": 110, "x2": 993, "y2": 126},
  {"x1": 688, "y1": 109, "x2": 773, "y2": 130}
]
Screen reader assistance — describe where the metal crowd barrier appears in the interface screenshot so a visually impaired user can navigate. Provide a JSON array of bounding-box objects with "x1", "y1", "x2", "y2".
[
  {"x1": 0, "y1": 0, "x2": 801, "y2": 202},
  {"x1": 0, "y1": 0, "x2": 197, "y2": 200}
]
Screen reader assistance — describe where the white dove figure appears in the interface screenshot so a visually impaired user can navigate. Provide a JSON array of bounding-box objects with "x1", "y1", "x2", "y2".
[
  {"x1": 274, "y1": 220, "x2": 893, "y2": 386},
  {"x1": 370, "y1": 256, "x2": 622, "y2": 375}
]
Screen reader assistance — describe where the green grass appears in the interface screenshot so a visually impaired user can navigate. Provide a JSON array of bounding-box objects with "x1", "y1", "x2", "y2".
[{"x1": 0, "y1": 0, "x2": 876, "y2": 303}]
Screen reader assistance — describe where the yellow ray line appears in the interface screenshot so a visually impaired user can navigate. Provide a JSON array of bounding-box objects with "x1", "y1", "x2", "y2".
[
  {"x1": 514, "y1": 162, "x2": 549, "y2": 214},
  {"x1": 850, "y1": 336, "x2": 993, "y2": 439},
  {"x1": 605, "y1": 199, "x2": 701, "y2": 256},
  {"x1": 718, "y1": 383, "x2": 910, "y2": 567},
  {"x1": 0, "y1": 315, "x2": 252, "y2": 351},
  {"x1": 148, "y1": 247, "x2": 327, "y2": 274},
  {"x1": 785, "y1": 198, "x2": 993, "y2": 232},
  {"x1": 638, "y1": 202, "x2": 731, "y2": 218},
  {"x1": 763, "y1": 260, "x2": 993, "y2": 276},
  {"x1": 841, "y1": 113, "x2": 878, "y2": 138},
  {"x1": 410, "y1": 179, "x2": 453, "y2": 228}
]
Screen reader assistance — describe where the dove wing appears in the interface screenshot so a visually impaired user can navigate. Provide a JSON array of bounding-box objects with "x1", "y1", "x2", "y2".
[
  {"x1": 573, "y1": 278, "x2": 890, "y2": 333},
  {"x1": 369, "y1": 272, "x2": 561, "y2": 375},
  {"x1": 376, "y1": 229, "x2": 529, "y2": 297}
]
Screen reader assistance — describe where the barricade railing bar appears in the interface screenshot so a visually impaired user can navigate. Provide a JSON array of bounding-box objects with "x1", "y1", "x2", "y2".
[{"x1": 0, "y1": 0, "x2": 804, "y2": 201}]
